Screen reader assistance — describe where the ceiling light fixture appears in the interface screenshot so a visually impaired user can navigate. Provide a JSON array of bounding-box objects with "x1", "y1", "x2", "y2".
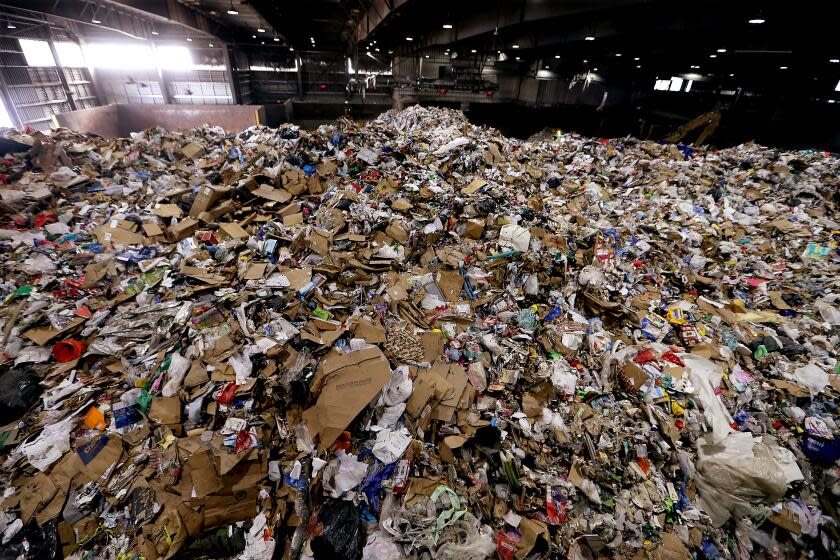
[
  {"x1": 91, "y1": 5, "x2": 101, "y2": 25},
  {"x1": 209, "y1": 42, "x2": 215, "y2": 47},
  {"x1": 585, "y1": 36, "x2": 595, "y2": 41},
  {"x1": 151, "y1": 30, "x2": 159, "y2": 35},
  {"x1": 544, "y1": 66, "x2": 548, "y2": 69},
  {"x1": 515, "y1": 56, "x2": 520, "y2": 60},
  {"x1": 634, "y1": 57, "x2": 639, "y2": 61},
  {"x1": 709, "y1": 54, "x2": 717, "y2": 58},
  {"x1": 443, "y1": 23, "x2": 453, "y2": 29},
  {"x1": 424, "y1": 54, "x2": 429, "y2": 58},
  {"x1": 830, "y1": 59, "x2": 839, "y2": 63},
  {"x1": 748, "y1": 18, "x2": 765, "y2": 24},
  {"x1": 717, "y1": 48, "x2": 726, "y2": 53},
  {"x1": 780, "y1": 66, "x2": 788, "y2": 69},
  {"x1": 615, "y1": 53, "x2": 622, "y2": 57},
  {"x1": 636, "y1": 65, "x2": 641, "y2": 68},
  {"x1": 593, "y1": 67, "x2": 598, "y2": 71},
  {"x1": 187, "y1": 37, "x2": 193, "y2": 42},
  {"x1": 406, "y1": 36, "x2": 413, "y2": 41},
  {"x1": 6, "y1": 19, "x2": 16, "y2": 29},
  {"x1": 554, "y1": 55, "x2": 560, "y2": 59},
  {"x1": 227, "y1": 0, "x2": 238, "y2": 15},
  {"x1": 273, "y1": 35, "x2": 280, "y2": 42},
  {"x1": 512, "y1": 44, "x2": 519, "y2": 49},
  {"x1": 471, "y1": 49, "x2": 476, "y2": 53},
  {"x1": 730, "y1": 73, "x2": 735, "y2": 76}
]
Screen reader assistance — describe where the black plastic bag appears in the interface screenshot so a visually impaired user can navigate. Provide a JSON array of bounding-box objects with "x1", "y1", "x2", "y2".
[
  {"x1": 311, "y1": 500, "x2": 364, "y2": 560},
  {"x1": 0, "y1": 369, "x2": 42, "y2": 425}
]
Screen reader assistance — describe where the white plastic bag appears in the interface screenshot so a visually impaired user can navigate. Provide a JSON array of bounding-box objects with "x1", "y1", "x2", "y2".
[{"x1": 161, "y1": 353, "x2": 191, "y2": 397}]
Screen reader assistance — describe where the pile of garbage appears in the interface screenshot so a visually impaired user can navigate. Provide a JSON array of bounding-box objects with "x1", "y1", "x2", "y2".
[{"x1": 0, "y1": 105, "x2": 838, "y2": 560}]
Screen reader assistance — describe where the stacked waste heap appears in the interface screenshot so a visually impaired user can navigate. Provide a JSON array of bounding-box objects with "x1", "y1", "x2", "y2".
[{"x1": 0, "y1": 105, "x2": 839, "y2": 560}]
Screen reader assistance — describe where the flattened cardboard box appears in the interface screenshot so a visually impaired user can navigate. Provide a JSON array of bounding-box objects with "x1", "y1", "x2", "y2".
[
  {"x1": 302, "y1": 346, "x2": 391, "y2": 451},
  {"x1": 189, "y1": 185, "x2": 233, "y2": 218}
]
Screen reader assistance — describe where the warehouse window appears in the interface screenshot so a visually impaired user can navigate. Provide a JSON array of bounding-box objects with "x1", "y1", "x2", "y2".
[
  {"x1": 54, "y1": 42, "x2": 86, "y2": 67},
  {"x1": 156, "y1": 46, "x2": 192, "y2": 70},
  {"x1": 82, "y1": 43, "x2": 155, "y2": 70},
  {"x1": 0, "y1": 98, "x2": 13, "y2": 128},
  {"x1": 19, "y1": 39, "x2": 55, "y2": 67}
]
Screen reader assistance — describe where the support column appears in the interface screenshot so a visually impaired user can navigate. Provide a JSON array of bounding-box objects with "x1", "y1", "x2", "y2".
[
  {"x1": 46, "y1": 30, "x2": 76, "y2": 111},
  {"x1": 0, "y1": 70, "x2": 22, "y2": 128},
  {"x1": 295, "y1": 55, "x2": 303, "y2": 99},
  {"x1": 222, "y1": 44, "x2": 240, "y2": 104},
  {"x1": 150, "y1": 42, "x2": 173, "y2": 104}
]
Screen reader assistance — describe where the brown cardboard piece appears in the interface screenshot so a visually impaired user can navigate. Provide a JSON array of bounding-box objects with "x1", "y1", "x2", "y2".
[
  {"x1": 219, "y1": 222, "x2": 249, "y2": 239},
  {"x1": 437, "y1": 270, "x2": 464, "y2": 302},
  {"x1": 516, "y1": 518, "x2": 549, "y2": 560},
  {"x1": 439, "y1": 435, "x2": 467, "y2": 463},
  {"x1": 462, "y1": 179, "x2": 487, "y2": 195},
  {"x1": 166, "y1": 218, "x2": 199, "y2": 242},
  {"x1": 302, "y1": 346, "x2": 391, "y2": 450},
  {"x1": 180, "y1": 142, "x2": 205, "y2": 159},
  {"x1": 186, "y1": 449, "x2": 223, "y2": 498},
  {"x1": 253, "y1": 184, "x2": 292, "y2": 203},
  {"x1": 142, "y1": 222, "x2": 164, "y2": 237},
  {"x1": 652, "y1": 533, "x2": 692, "y2": 560},
  {"x1": 149, "y1": 397, "x2": 182, "y2": 425},
  {"x1": 153, "y1": 204, "x2": 183, "y2": 218},
  {"x1": 354, "y1": 316, "x2": 387, "y2": 343},
  {"x1": 189, "y1": 185, "x2": 233, "y2": 218},
  {"x1": 23, "y1": 316, "x2": 86, "y2": 346}
]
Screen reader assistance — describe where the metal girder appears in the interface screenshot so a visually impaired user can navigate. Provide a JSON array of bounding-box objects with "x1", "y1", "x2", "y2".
[
  {"x1": 351, "y1": 0, "x2": 410, "y2": 44},
  {"x1": 0, "y1": 0, "x2": 228, "y2": 40}
]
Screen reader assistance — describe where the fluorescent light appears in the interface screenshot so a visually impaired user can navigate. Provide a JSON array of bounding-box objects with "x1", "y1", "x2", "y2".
[
  {"x1": 669, "y1": 77, "x2": 683, "y2": 91},
  {"x1": 583, "y1": 59, "x2": 588, "y2": 63},
  {"x1": 830, "y1": 59, "x2": 839, "y2": 63},
  {"x1": 780, "y1": 66, "x2": 788, "y2": 69},
  {"x1": 471, "y1": 49, "x2": 476, "y2": 53},
  {"x1": 7, "y1": 22, "x2": 16, "y2": 29},
  {"x1": 709, "y1": 54, "x2": 717, "y2": 58},
  {"x1": 585, "y1": 36, "x2": 595, "y2": 41},
  {"x1": 515, "y1": 56, "x2": 520, "y2": 60},
  {"x1": 274, "y1": 36, "x2": 280, "y2": 42},
  {"x1": 187, "y1": 37, "x2": 193, "y2": 42},
  {"x1": 634, "y1": 57, "x2": 639, "y2": 61},
  {"x1": 690, "y1": 65, "x2": 700, "y2": 69},
  {"x1": 512, "y1": 44, "x2": 519, "y2": 49},
  {"x1": 544, "y1": 66, "x2": 548, "y2": 69},
  {"x1": 685, "y1": 79, "x2": 693, "y2": 92},
  {"x1": 209, "y1": 43, "x2": 215, "y2": 47},
  {"x1": 375, "y1": 47, "x2": 380, "y2": 52},
  {"x1": 615, "y1": 53, "x2": 622, "y2": 57},
  {"x1": 91, "y1": 17, "x2": 101, "y2": 24},
  {"x1": 593, "y1": 67, "x2": 598, "y2": 71},
  {"x1": 257, "y1": 27, "x2": 265, "y2": 32},
  {"x1": 636, "y1": 65, "x2": 641, "y2": 68},
  {"x1": 748, "y1": 18, "x2": 765, "y2": 24},
  {"x1": 424, "y1": 55, "x2": 429, "y2": 58},
  {"x1": 717, "y1": 48, "x2": 726, "y2": 53},
  {"x1": 406, "y1": 36, "x2": 413, "y2": 41},
  {"x1": 443, "y1": 24, "x2": 453, "y2": 29},
  {"x1": 252, "y1": 35, "x2": 256, "y2": 39},
  {"x1": 227, "y1": 1, "x2": 238, "y2": 15},
  {"x1": 151, "y1": 30, "x2": 159, "y2": 35},
  {"x1": 554, "y1": 55, "x2": 560, "y2": 59}
]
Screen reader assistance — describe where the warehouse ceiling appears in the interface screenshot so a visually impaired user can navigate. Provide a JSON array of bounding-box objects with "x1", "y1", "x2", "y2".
[{"x1": 0, "y1": 0, "x2": 836, "y2": 98}]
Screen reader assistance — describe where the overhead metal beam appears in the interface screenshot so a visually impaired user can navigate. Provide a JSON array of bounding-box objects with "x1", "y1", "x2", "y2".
[{"x1": 351, "y1": 0, "x2": 411, "y2": 44}]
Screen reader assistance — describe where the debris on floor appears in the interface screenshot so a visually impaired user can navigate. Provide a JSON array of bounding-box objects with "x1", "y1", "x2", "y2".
[{"x1": 0, "y1": 105, "x2": 839, "y2": 560}]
